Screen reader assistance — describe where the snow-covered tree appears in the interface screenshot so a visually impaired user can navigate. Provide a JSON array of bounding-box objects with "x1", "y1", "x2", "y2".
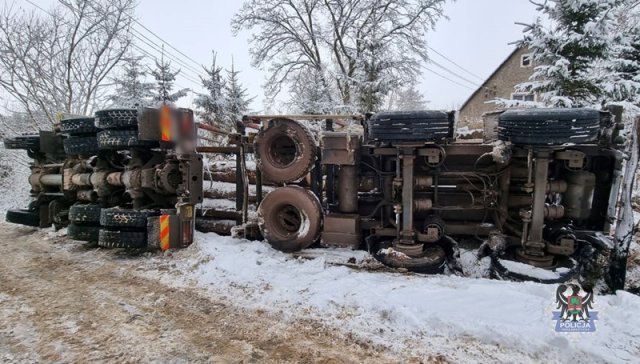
[
  {"x1": 384, "y1": 84, "x2": 429, "y2": 111},
  {"x1": 194, "y1": 52, "x2": 226, "y2": 127},
  {"x1": 602, "y1": 5, "x2": 640, "y2": 111},
  {"x1": 109, "y1": 55, "x2": 155, "y2": 108},
  {"x1": 232, "y1": 0, "x2": 446, "y2": 111},
  {"x1": 224, "y1": 58, "x2": 254, "y2": 127},
  {"x1": 0, "y1": 0, "x2": 135, "y2": 126},
  {"x1": 513, "y1": 0, "x2": 626, "y2": 108},
  {"x1": 151, "y1": 55, "x2": 189, "y2": 106},
  {"x1": 288, "y1": 67, "x2": 334, "y2": 114}
]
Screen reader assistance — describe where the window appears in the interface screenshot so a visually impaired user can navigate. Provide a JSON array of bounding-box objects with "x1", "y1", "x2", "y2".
[
  {"x1": 521, "y1": 53, "x2": 532, "y2": 67},
  {"x1": 511, "y1": 92, "x2": 535, "y2": 102}
]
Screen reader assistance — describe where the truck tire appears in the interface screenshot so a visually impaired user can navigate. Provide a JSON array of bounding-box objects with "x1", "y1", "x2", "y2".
[
  {"x1": 375, "y1": 244, "x2": 447, "y2": 274},
  {"x1": 100, "y1": 208, "x2": 157, "y2": 228},
  {"x1": 5, "y1": 209, "x2": 40, "y2": 227},
  {"x1": 367, "y1": 111, "x2": 452, "y2": 143},
  {"x1": 98, "y1": 229, "x2": 147, "y2": 249},
  {"x1": 498, "y1": 108, "x2": 601, "y2": 145},
  {"x1": 60, "y1": 117, "x2": 99, "y2": 135},
  {"x1": 67, "y1": 223, "x2": 100, "y2": 242},
  {"x1": 63, "y1": 136, "x2": 99, "y2": 155},
  {"x1": 69, "y1": 204, "x2": 102, "y2": 224},
  {"x1": 258, "y1": 186, "x2": 322, "y2": 252},
  {"x1": 95, "y1": 109, "x2": 138, "y2": 129},
  {"x1": 97, "y1": 129, "x2": 156, "y2": 150},
  {"x1": 255, "y1": 119, "x2": 316, "y2": 184},
  {"x1": 3, "y1": 135, "x2": 40, "y2": 151}
]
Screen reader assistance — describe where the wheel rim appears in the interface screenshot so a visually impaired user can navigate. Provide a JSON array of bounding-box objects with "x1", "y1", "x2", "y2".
[
  {"x1": 275, "y1": 204, "x2": 303, "y2": 236},
  {"x1": 268, "y1": 135, "x2": 298, "y2": 168}
]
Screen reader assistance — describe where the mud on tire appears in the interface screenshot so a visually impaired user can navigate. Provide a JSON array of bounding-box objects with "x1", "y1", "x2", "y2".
[
  {"x1": 255, "y1": 119, "x2": 317, "y2": 184},
  {"x1": 100, "y1": 208, "x2": 158, "y2": 228},
  {"x1": 98, "y1": 229, "x2": 147, "y2": 249},
  {"x1": 95, "y1": 109, "x2": 138, "y2": 129},
  {"x1": 97, "y1": 129, "x2": 156, "y2": 150},
  {"x1": 375, "y1": 244, "x2": 447, "y2": 274},
  {"x1": 498, "y1": 108, "x2": 601, "y2": 145},
  {"x1": 258, "y1": 186, "x2": 322, "y2": 252},
  {"x1": 64, "y1": 136, "x2": 99, "y2": 155},
  {"x1": 67, "y1": 223, "x2": 100, "y2": 242}
]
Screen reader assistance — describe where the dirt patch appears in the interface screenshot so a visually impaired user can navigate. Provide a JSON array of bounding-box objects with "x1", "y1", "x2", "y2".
[{"x1": 0, "y1": 222, "x2": 401, "y2": 363}]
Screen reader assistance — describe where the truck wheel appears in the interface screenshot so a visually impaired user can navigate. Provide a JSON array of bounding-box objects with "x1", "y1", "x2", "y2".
[
  {"x1": 258, "y1": 186, "x2": 322, "y2": 252},
  {"x1": 367, "y1": 111, "x2": 452, "y2": 143},
  {"x1": 100, "y1": 208, "x2": 158, "y2": 228},
  {"x1": 60, "y1": 117, "x2": 99, "y2": 135},
  {"x1": 69, "y1": 204, "x2": 102, "y2": 224},
  {"x1": 3, "y1": 135, "x2": 40, "y2": 151},
  {"x1": 98, "y1": 229, "x2": 147, "y2": 249},
  {"x1": 63, "y1": 135, "x2": 99, "y2": 155},
  {"x1": 375, "y1": 244, "x2": 447, "y2": 273},
  {"x1": 498, "y1": 108, "x2": 601, "y2": 145},
  {"x1": 97, "y1": 129, "x2": 156, "y2": 150},
  {"x1": 5, "y1": 209, "x2": 40, "y2": 227},
  {"x1": 255, "y1": 119, "x2": 316, "y2": 184},
  {"x1": 95, "y1": 108, "x2": 138, "y2": 129},
  {"x1": 67, "y1": 223, "x2": 100, "y2": 242}
]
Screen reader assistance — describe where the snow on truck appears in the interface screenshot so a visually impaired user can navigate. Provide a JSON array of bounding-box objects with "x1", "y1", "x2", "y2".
[{"x1": 3, "y1": 104, "x2": 638, "y2": 285}]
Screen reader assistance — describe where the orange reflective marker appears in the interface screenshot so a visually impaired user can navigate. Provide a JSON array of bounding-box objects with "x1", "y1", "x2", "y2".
[
  {"x1": 160, "y1": 215, "x2": 170, "y2": 251},
  {"x1": 160, "y1": 105, "x2": 171, "y2": 142}
]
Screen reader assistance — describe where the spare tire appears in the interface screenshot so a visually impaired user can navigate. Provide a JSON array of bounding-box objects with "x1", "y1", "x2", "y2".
[
  {"x1": 4, "y1": 135, "x2": 40, "y2": 151},
  {"x1": 60, "y1": 117, "x2": 99, "y2": 135},
  {"x1": 95, "y1": 108, "x2": 138, "y2": 129},
  {"x1": 255, "y1": 119, "x2": 316, "y2": 184},
  {"x1": 258, "y1": 186, "x2": 322, "y2": 252},
  {"x1": 498, "y1": 108, "x2": 601, "y2": 145},
  {"x1": 63, "y1": 135, "x2": 99, "y2": 155},
  {"x1": 97, "y1": 129, "x2": 156, "y2": 150},
  {"x1": 367, "y1": 110, "x2": 452, "y2": 143},
  {"x1": 5, "y1": 209, "x2": 40, "y2": 227}
]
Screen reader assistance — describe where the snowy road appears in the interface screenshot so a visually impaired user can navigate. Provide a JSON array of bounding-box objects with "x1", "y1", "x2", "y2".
[{"x1": 1, "y1": 220, "x2": 639, "y2": 363}]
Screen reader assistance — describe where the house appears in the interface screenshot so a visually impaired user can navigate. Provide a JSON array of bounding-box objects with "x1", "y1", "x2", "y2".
[{"x1": 458, "y1": 47, "x2": 536, "y2": 128}]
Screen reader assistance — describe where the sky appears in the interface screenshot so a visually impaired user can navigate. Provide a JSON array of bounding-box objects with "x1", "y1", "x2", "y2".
[{"x1": 21, "y1": 0, "x2": 539, "y2": 112}]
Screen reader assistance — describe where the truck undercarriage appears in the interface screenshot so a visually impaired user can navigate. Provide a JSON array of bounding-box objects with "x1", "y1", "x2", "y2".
[{"x1": 3, "y1": 105, "x2": 636, "y2": 286}]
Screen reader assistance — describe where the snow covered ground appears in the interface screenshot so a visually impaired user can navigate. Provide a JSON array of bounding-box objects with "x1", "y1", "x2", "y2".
[{"x1": 140, "y1": 231, "x2": 640, "y2": 363}]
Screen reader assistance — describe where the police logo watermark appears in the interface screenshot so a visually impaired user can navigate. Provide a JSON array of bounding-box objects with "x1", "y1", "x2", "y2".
[{"x1": 552, "y1": 283, "x2": 598, "y2": 333}]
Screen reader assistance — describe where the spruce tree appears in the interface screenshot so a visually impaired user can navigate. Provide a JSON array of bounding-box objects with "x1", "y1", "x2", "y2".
[
  {"x1": 110, "y1": 55, "x2": 155, "y2": 108},
  {"x1": 224, "y1": 58, "x2": 254, "y2": 127},
  {"x1": 151, "y1": 54, "x2": 189, "y2": 105},
  {"x1": 517, "y1": 0, "x2": 623, "y2": 107},
  {"x1": 194, "y1": 52, "x2": 227, "y2": 127}
]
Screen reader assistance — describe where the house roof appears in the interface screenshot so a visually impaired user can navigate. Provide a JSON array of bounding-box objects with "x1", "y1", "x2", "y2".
[{"x1": 458, "y1": 47, "x2": 522, "y2": 112}]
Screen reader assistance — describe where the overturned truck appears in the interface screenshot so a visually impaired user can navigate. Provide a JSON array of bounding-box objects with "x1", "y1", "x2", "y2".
[{"x1": 4, "y1": 105, "x2": 636, "y2": 285}]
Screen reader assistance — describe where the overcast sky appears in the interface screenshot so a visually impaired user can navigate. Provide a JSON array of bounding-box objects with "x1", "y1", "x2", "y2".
[{"x1": 28, "y1": 0, "x2": 539, "y2": 112}]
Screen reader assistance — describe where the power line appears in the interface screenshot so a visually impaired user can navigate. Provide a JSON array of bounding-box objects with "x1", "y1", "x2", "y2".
[
  {"x1": 131, "y1": 27, "x2": 203, "y2": 77},
  {"x1": 427, "y1": 46, "x2": 485, "y2": 82},
  {"x1": 428, "y1": 59, "x2": 481, "y2": 87},
  {"x1": 128, "y1": 17, "x2": 202, "y2": 69},
  {"x1": 21, "y1": 0, "x2": 202, "y2": 96},
  {"x1": 131, "y1": 44, "x2": 198, "y2": 89},
  {"x1": 133, "y1": 42, "x2": 202, "y2": 86},
  {"x1": 421, "y1": 65, "x2": 475, "y2": 91}
]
